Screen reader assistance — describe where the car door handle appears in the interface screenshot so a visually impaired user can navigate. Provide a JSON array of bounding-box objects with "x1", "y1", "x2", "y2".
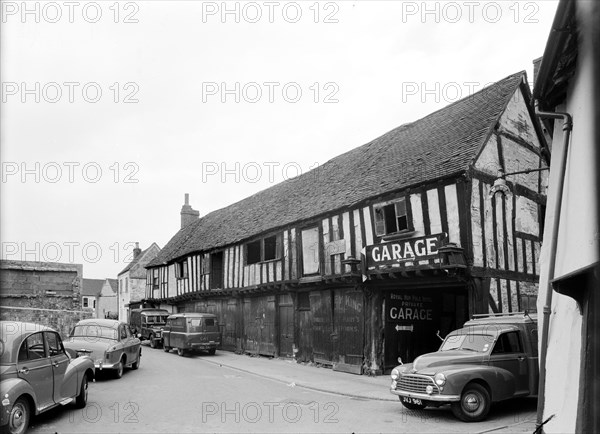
[
  {"x1": 52, "y1": 362, "x2": 59, "y2": 367},
  {"x1": 517, "y1": 356, "x2": 525, "y2": 362},
  {"x1": 18, "y1": 367, "x2": 29, "y2": 375}
]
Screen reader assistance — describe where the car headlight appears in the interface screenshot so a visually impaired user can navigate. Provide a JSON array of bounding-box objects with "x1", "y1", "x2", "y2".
[
  {"x1": 391, "y1": 368, "x2": 400, "y2": 381},
  {"x1": 434, "y1": 373, "x2": 446, "y2": 386}
]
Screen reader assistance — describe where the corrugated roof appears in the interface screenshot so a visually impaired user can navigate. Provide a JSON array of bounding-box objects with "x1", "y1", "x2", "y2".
[{"x1": 148, "y1": 72, "x2": 525, "y2": 268}]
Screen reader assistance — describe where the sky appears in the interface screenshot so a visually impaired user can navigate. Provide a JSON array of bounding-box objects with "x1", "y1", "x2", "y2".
[{"x1": 1, "y1": 0, "x2": 560, "y2": 279}]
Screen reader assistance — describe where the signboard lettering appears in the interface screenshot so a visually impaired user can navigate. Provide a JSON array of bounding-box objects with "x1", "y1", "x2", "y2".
[{"x1": 366, "y1": 233, "x2": 445, "y2": 268}]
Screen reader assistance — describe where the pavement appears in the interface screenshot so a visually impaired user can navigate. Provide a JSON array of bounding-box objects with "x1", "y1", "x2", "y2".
[{"x1": 201, "y1": 351, "x2": 540, "y2": 433}]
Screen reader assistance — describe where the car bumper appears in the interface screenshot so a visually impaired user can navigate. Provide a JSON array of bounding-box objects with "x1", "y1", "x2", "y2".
[
  {"x1": 390, "y1": 387, "x2": 460, "y2": 402},
  {"x1": 188, "y1": 342, "x2": 219, "y2": 350},
  {"x1": 95, "y1": 360, "x2": 121, "y2": 370}
]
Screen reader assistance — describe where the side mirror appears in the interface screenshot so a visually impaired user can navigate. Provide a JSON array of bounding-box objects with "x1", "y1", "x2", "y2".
[
  {"x1": 397, "y1": 357, "x2": 403, "y2": 365},
  {"x1": 137, "y1": 333, "x2": 142, "y2": 339}
]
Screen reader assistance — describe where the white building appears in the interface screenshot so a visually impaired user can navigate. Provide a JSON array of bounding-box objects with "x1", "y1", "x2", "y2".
[{"x1": 533, "y1": 0, "x2": 599, "y2": 432}]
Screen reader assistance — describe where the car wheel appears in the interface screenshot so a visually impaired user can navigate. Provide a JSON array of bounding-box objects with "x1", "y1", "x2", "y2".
[
  {"x1": 131, "y1": 350, "x2": 141, "y2": 370},
  {"x1": 114, "y1": 358, "x2": 124, "y2": 379},
  {"x1": 7, "y1": 397, "x2": 30, "y2": 434},
  {"x1": 177, "y1": 348, "x2": 186, "y2": 357},
  {"x1": 208, "y1": 348, "x2": 216, "y2": 356},
  {"x1": 451, "y1": 383, "x2": 491, "y2": 422},
  {"x1": 149, "y1": 334, "x2": 156, "y2": 349},
  {"x1": 75, "y1": 375, "x2": 88, "y2": 408},
  {"x1": 399, "y1": 398, "x2": 427, "y2": 411}
]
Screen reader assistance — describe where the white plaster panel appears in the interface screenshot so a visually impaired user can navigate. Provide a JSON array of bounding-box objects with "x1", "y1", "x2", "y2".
[
  {"x1": 470, "y1": 179, "x2": 484, "y2": 266},
  {"x1": 427, "y1": 188, "x2": 442, "y2": 235},
  {"x1": 409, "y1": 194, "x2": 425, "y2": 236},
  {"x1": 444, "y1": 184, "x2": 461, "y2": 246}
]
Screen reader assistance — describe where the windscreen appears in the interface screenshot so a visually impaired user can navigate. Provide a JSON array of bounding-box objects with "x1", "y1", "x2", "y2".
[
  {"x1": 439, "y1": 334, "x2": 494, "y2": 352},
  {"x1": 71, "y1": 325, "x2": 118, "y2": 340}
]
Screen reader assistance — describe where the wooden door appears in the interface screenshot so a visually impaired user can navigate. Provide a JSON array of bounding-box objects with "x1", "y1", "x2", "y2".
[
  {"x1": 310, "y1": 290, "x2": 334, "y2": 364},
  {"x1": 278, "y1": 294, "x2": 294, "y2": 357}
]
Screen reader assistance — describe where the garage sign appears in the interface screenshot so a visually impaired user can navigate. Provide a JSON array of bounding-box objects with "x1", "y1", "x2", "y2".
[{"x1": 365, "y1": 233, "x2": 445, "y2": 268}]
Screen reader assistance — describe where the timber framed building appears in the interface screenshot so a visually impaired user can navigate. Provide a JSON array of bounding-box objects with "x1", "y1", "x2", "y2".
[{"x1": 145, "y1": 71, "x2": 547, "y2": 375}]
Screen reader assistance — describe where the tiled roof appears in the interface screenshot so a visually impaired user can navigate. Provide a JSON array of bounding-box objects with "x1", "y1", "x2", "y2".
[
  {"x1": 81, "y1": 278, "x2": 105, "y2": 296},
  {"x1": 148, "y1": 72, "x2": 526, "y2": 268},
  {"x1": 107, "y1": 278, "x2": 118, "y2": 294},
  {"x1": 118, "y1": 249, "x2": 147, "y2": 276}
]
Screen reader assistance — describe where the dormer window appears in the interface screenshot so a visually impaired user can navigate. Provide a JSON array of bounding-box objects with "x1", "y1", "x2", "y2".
[
  {"x1": 245, "y1": 234, "x2": 282, "y2": 265},
  {"x1": 374, "y1": 198, "x2": 408, "y2": 236}
]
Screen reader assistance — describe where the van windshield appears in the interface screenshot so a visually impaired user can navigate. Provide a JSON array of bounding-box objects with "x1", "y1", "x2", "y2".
[
  {"x1": 145, "y1": 315, "x2": 168, "y2": 325},
  {"x1": 439, "y1": 334, "x2": 494, "y2": 352}
]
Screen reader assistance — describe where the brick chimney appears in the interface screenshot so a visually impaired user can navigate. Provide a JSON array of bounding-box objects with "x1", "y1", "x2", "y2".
[
  {"x1": 181, "y1": 193, "x2": 200, "y2": 228},
  {"x1": 133, "y1": 242, "x2": 142, "y2": 258}
]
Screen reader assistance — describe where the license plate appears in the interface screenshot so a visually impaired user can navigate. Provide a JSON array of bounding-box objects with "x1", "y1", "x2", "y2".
[{"x1": 401, "y1": 397, "x2": 422, "y2": 405}]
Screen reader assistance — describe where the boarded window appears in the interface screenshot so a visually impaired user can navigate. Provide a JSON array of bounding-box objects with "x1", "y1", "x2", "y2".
[
  {"x1": 297, "y1": 292, "x2": 310, "y2": 310},
  {"x1": 374, "y1": 198, "x2": 408, "y2": 236},
  {"x1": 301, "y1": 227, "x2": 320, "y2": 275}
]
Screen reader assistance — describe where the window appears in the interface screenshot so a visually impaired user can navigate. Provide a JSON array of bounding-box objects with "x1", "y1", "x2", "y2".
[
  {"x1": 246, "y1": 240, "x2": 261, "y2": 265},
  {"x1": 210, "y1": 252, "x2": 224, "y2": 289},
  {"x1": 152, "y1": 269, "x2": 159, "y2": 289},
  {"x1": 175, "y1": 260, "x2": 189, "y2": 279},
  {"x1": 83, "y1": 298, "x2": 88, "y2": 308},
  {"x1": 93, "y1": 300, "x2": 96, "y2": 309},
  {"x1": 245, "y1": 235, "x2": 282, "y2": 265},
  {"x1": 374, "y1": 198, "x2": 408, "y2": 236},
  {"x1": 264, "y1": 235, "x2": 280, "y2": 260},
  {"x1": 492, "y1": 331, "x2": 523, "y2": 354},
  {"x1": 45, "y1": 332, "x2": 64, "y2": 357},
  {"x1": 18, "y1": 333, "x2": 46, "y2": 361},
  {"x1": 301, "y1": 227, "x2": 320, "y2": 275}
]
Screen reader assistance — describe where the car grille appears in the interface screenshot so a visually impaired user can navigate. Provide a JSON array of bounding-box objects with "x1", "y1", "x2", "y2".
[{"x1": 396, "y1": 374, "x2": 440, "y2": 395}]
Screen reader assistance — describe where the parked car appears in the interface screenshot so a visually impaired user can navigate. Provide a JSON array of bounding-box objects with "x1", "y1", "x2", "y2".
[
  {"x1": 390, "y1": 312, "x2": 538, "y2": 422},
  {"x1": 63, "y1": 319, "x2": 141, "y2": 379},
  {"x1": 0, "y1": 321, "x2": 94, "y2": 434},
  {"x1": 129, "y1": 308, "x2": 170, "y2": 349},
  {"x1": 162, "y1": 313, "x2": 221, "y2": 357}
]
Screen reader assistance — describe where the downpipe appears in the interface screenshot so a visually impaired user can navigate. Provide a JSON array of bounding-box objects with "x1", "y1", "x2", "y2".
[{"x1": 535, "y1": 107, "x2": 573, "y2": 430}]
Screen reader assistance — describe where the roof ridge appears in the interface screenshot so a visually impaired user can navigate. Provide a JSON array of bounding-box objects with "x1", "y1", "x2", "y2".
[{"x1": 147, "y1": 71, "x2": 526, "y2": 267}]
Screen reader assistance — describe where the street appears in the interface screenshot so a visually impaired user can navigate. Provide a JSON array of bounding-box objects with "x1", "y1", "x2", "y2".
[{"x1": 27, "y1": 343, "x2": 537, "y2": 433}]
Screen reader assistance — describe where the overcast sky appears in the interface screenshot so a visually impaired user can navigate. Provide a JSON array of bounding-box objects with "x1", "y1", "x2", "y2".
[{"x1": 1, "y1": 0, "x2": 559, "y2": 279}]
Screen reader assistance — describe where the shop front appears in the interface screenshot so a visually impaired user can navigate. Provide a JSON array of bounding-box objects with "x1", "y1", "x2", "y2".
[
  {"x1": 383, "y1": 287, "x2": 467, "y2": 368},
  {"x1": 363, "y1": 233, "x2": 469, "y2": 370}
]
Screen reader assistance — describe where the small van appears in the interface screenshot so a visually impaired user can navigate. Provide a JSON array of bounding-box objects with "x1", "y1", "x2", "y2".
[
  {"x1": 162, "y1": 313, "x2": 221, "y2": 357},
  {"x1": 129, "y1": 308, "x2": 170, "y2": 349}
]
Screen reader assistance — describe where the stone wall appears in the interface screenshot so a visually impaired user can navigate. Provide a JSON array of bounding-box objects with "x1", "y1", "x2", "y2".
[{"x1": 0, "y1": 260, "x2": 93, "y2": 338}]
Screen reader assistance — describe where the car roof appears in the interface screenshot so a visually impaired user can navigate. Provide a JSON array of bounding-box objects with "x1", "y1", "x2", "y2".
[
  {"x1": 136, "y1": 309, "x2": 170, "y2": 314},
  {"x1": 464, "y1": 313, "x2": 537, "y2": 327},
  {"x1": 75, "y1": 319, "x2": 123, "y2": 328},
  {"x1": 0, "y1": 321, "x2": 56, "y2": 365},
  {"x1": 454, "y1": 313, "x2": 537, "y2": 336},
  {"x1": 167, "y1": 313, "x2": 216, "y2": 319}
]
